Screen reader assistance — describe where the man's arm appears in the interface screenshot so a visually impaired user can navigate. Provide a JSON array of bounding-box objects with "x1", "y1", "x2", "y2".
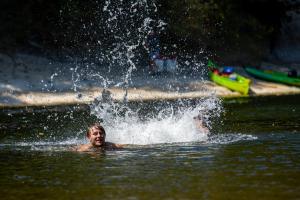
[{"x1": 106, "y1": 142, "x2": 125, "y2": 149}]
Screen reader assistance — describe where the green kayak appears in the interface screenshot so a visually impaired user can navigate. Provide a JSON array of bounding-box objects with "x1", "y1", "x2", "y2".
[
  {"x1": 244, "y1": 67, "x2": 300, "y2": 87},
  {"x1": 207, "y1": 60, "x2": 251, "y2": 95}
]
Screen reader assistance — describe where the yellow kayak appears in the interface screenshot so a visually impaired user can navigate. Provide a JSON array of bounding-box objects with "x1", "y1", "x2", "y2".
[{"x1": 208, "y1": 60, "x2": 251, "y2": 95}]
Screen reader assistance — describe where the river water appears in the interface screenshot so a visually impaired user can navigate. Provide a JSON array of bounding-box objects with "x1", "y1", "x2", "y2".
[{"x1": 0, "y1": 95, "x2": 299, "y2": 199}]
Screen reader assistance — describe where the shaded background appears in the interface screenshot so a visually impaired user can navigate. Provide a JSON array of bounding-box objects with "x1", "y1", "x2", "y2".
[{"x1": 0, "y1": 0, "x2": 299, "y2": 66}]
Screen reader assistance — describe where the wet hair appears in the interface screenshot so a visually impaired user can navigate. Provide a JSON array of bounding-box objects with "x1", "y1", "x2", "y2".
[
  {"x1": 193, "y1": 115, "x2": 209, "y2": 128},
  {"x1": 86, "y1": 123, "x2": 106, "y2": 137}
]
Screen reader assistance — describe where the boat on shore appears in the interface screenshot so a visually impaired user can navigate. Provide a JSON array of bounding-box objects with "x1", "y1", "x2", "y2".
[
  {"x1": 244, "y1": 67, "x2": 300, "y2": 87},
  {"x1": 208, "y1": 60, "x2": 251, "y2": 95}
]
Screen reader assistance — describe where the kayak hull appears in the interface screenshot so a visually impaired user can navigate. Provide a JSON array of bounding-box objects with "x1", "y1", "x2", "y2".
[
  {"x1": 209, "y1": 72, "x2": 251, "y2": 95},
  {"x1": 245, "y1": 67, "x2": 300, "y2": 87}
]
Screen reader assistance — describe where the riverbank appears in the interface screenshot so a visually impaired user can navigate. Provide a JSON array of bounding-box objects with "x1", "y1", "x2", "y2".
[
  {"x1": 1, "y1": 53, "x2": 300, "y2": 108},
  {"x1": 1, "y1": 81, "x2": 300, "y2": 108}
]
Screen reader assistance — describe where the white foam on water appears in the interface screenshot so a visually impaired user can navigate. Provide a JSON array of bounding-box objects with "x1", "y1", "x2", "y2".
[
  {"x1": 106, "y1": 111, "x2": 208, "y2": 145},
  {"x1": 11, "y1": 138, "x2": 82, "y2": 147},
  {"x1": 91, "y1": 96, "x2": 222, "y2": 145},
  {"x1": 87, "y1": 93, "x2": 259, "y2": 146},
  {"x1": 207, "y1": 133, "x2": 258, "y2": 144}
]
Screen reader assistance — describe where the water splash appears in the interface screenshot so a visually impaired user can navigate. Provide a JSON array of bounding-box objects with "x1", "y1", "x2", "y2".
[
  {"x1": 90, "y1": 94, "x2": 222, "y2": 145},
  {"x1": 48, "y1": 0, "x2": 209, "y2": 93},
  {"x1": 68, "y1": 1, "x2": 219, "y2": 145},
  {"x1": 12, "y1": 1, "x2": 245, "y2": 147}
]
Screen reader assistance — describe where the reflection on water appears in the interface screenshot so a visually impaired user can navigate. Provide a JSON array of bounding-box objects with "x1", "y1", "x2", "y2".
[{"x1": 0, "y1": 133, "x2": 299, "y2": 199}]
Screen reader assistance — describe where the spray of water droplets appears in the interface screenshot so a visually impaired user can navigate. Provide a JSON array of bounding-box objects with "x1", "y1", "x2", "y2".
[
  {"x1": 24, "y1": 0, "x2": 257, "y2": 147},
  {"x1": 90, "y1": 92, "x2": 222, "y2": 145}
]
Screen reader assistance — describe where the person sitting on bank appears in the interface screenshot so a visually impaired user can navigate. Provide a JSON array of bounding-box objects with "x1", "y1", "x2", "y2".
[{"x1": 75, "y1": 123, "x2": 123, "y2": 152}]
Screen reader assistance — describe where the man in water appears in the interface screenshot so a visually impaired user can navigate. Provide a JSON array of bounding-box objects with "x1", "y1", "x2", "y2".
[
  {"x1": 193, "y1": 115, "x2": 210, "y2": 134},
  {"x1": 75, "y1": 123, "x2": 123, "y2": 152}
]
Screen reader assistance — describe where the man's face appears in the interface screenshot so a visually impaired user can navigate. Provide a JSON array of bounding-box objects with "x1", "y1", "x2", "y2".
[{"x1": 88, "y1": 127, "x2": 105, "y2": 147}]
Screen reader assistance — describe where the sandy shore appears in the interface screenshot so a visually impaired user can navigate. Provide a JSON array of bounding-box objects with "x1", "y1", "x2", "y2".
[{"x1": 1, "y1": 53, "x2": 300, "y2": 108}]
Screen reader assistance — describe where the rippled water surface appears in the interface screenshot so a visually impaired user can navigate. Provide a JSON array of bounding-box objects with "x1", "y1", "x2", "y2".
[{"x1": 0, "y1": 95, "x2": 299, "y2": 199}]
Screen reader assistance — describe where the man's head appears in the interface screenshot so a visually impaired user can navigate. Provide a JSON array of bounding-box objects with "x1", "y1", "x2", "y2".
[
  {"x1": 86, "y1": 123, "x2": 106, "y2": 147},
  {"x1": 193, "y1": 115, "x2": 209, "y2": 128}
]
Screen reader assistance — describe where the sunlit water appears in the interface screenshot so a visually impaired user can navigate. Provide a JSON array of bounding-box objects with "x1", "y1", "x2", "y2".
[
  {"x1": 0, "y1": 95, "x2": 299, "y2": 199},
  {"x1": 1, "y1": 0, "x2": 300, "y2": 198}
]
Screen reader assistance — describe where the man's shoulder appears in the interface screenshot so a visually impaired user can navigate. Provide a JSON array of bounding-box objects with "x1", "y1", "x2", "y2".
[
  {"x1": 105, "y1": 142, "x2": 124, "y2": 149},
  {"x1": 75, "y1": 144, "x2": 93, "y2": 152},
  {"x1": 73, "y1": 143, "x2": 124, "y2": 152}
]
